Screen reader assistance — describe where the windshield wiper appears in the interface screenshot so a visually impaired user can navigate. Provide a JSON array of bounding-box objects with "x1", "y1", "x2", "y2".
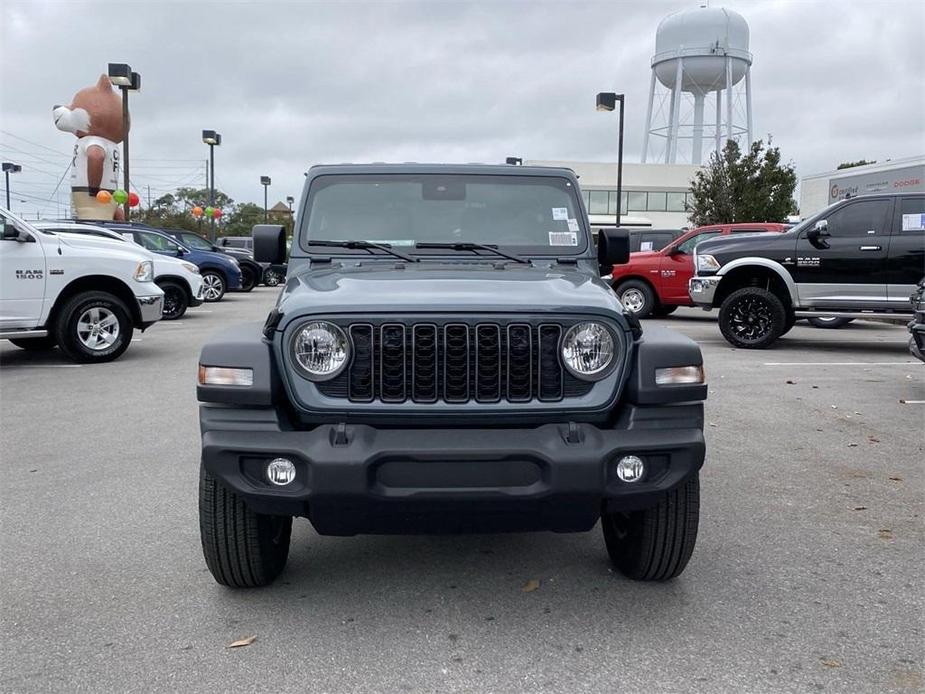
[
  {"x1": 415, "y1": 242, "x2": 529, "y2": 264},
  {"x1": 309, "y1": 239, "x2": 419, "y2": 262}
]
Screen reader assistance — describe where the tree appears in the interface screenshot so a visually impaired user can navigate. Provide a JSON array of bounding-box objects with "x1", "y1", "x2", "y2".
[
  {"x1": 687, "y1": 139, "x2": 797, "y2": 227},
  {"x1": 223, "y1": 202, "x2": 266, "y2": 237},
  {"x1": 836, "y1": 159, "x2": 876, "y2": 170}
]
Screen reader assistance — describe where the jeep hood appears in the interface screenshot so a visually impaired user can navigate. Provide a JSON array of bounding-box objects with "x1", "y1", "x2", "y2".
[{"x1": 276, "y1": 261, "x2": 625, "y2": 322}]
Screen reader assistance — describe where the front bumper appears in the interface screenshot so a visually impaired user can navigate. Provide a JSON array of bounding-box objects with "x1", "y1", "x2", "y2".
[
  {"x1": 200, "y1": 403, "x2": 705, "y2": 535},
  {"x1": 136, "y1": 294, "x2": 164, "y2": 325},
  {"x1": 688, "y1": 275, "x2": 720, "y2": 307}
]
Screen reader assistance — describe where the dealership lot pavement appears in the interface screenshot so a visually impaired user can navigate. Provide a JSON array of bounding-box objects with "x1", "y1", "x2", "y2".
[{"x1": 1, "y1": 291, "x2": 922, "y2": 694}]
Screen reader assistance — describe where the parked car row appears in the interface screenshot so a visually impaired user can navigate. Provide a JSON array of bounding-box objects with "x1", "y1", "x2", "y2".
[{"x1": 0, "y1": 208, "x2": 284, "y2": 362}]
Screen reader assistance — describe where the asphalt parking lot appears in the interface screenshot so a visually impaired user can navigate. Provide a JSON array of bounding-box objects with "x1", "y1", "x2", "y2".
[{"x1": 1, "y1": 291, "x2": 922, "y2": 694}]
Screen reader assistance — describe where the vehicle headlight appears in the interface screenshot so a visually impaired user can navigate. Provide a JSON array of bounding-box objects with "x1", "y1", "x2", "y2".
[
  {"x1": 181, "y1": 261, "x2": 200, "y2": 274},
  {"x1": 291, "y1": 321, "x2": 350, "y2": 380},
  {"x1": 696, "y1": 254, "x2": 721, "y2": 273},
  {"x1": 561, "y1": 322, "x2": 615, "y2": 380},
  {"x1": 133, "y1": 260, "x2": 153, "y2": 282}
]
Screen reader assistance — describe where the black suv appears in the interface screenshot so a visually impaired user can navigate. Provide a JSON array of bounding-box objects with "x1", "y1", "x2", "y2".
[
  {"x1": 689, "y1": 193, "x2": 924, "y2": 348},
  {"x1": 196, "y1": 164, "x2": 708, "y2": 587}
]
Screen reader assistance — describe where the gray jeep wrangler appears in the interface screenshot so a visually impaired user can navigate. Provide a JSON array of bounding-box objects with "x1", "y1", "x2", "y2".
[{"x1": 197, "y1": 164, "x2": 707, "y2": 587}]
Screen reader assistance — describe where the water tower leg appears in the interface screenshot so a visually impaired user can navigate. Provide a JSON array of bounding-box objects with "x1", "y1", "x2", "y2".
[
  {"x1": 725, "y1": 56, "x2": 734, "y2": 144},
  {"x1": 641, "y1": 70, "x2": 656, "y2": 164},
  {"x1": 692, "y1": 93, "x2": 705, "y2": 166},
  {"x1": 668, "y1": 58, "x2": 683, "y2": 163},
  {"x1": 745, "y1": 64, "x2": 753, "y2": 148},
  {"x1": 715, "y1": 89, "x2": 722, "y2": 156}
]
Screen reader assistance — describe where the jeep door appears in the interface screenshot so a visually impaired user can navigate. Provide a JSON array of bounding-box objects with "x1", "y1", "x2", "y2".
[
  {"x1": 659, "y1": 229, "x2": 722, "y2": 303},
  {"x1": 0, "y1": 210, "x2": 47, "y2": 329},
  {"x1": 792, "y1": 197, "x2": 892, "y2": 308},
  {"x1": 886, "y1": 196, "x2": 925, "y2": 306}
]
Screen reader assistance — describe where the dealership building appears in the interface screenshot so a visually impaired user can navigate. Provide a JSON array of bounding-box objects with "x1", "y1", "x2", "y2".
[
  {"x1": 800, "y1": 155, "x2": 925, "y2": 217},
  {"x1": 526, "y1": 160, "x2": 700, "y2": 229}
]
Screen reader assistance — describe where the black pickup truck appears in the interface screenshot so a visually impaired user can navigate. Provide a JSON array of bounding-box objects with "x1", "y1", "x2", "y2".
[
  {"x1": 196, "y1": 163, "x2": 708, "y2": 587},
  {"x1": 689, "y1": 193, "x2": 924, "y2": 348}
]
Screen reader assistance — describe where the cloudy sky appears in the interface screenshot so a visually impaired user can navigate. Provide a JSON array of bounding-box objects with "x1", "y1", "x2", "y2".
[{"x1": 2, "y1": 0, "x2": 923, "y2": 216}]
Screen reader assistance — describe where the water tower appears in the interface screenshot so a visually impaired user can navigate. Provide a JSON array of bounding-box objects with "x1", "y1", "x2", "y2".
[{"x1": 642, "y1": 5, "x2": 753, "y2": 165}]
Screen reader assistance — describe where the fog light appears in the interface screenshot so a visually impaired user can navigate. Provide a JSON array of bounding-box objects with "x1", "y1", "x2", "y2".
[
  {"x1": 616, "y1": 455, "x2": 645, "y2": 483},
  {"x1": 266, "y1": 458, "x2": 296, "y2": 486}
]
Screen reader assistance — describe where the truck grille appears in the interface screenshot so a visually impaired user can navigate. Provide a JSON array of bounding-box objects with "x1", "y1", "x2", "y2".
[{"x1": 316, "y1": 320, "x2": 594, "y2": 404}]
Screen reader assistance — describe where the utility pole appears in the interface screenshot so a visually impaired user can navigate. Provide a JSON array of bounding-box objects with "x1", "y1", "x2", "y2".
[{"x1": 146, "y1": 185, "x2": 151, "y2": 209}]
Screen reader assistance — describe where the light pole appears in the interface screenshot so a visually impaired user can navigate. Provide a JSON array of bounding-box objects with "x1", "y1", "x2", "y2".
[
  {"x1": 108, "y1": 63, "x2": 141, "y2": 220},
  {"x1": 202, "y1": 130, "x2": 222, "y2": 241},
  {"x1": 2, "y1": 162, "x2": 22, "y2": 209},
  {"x1": 260, "y1": 176, "x2": 271, "y2": 223},
  {"x1": 596, "y1": 92, "x2": 625, "y2": 228}
]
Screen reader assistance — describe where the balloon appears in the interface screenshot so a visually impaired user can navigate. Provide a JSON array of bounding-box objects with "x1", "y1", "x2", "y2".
[
  {"x1": 204, "y1": 206, "x2": 214, "y2": 218},
  {"x1": 96, "y1": 190, "x2": 112, "y2": 203},
  {"x1": 192, "y1": 206, "x2": 203, "y2": 218},
  {"x1": 112, "y1": 189, "x2": 128, "y2": 204},
  {"x1": 212, "y1": 208, "x2": 223, "y2": 219},
  {"x1": 128, "y1": 192, "x2": 140, "y2": 208}
]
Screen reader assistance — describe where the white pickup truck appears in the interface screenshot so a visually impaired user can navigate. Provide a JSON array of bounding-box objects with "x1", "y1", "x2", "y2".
[{"x1": 0, "y1": 207, "x2": 164, "y2": 362}]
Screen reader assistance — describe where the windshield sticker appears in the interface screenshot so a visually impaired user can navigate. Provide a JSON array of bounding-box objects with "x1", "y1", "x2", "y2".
[
  {"x1": 549, "y1": 231, "x2": 578, "y2": 246},
  {"x1": 640, "y1": 241, "x2": 654, "y2": 251},
  {"x1": 902, "y1": 213, "x2": 925, "y2": 231},
  {"x1": 373, "y1": 239, "x2": 415, "y2": 246},
  {"x1": 567, "y1": 218, "x2": 579, "y2": 232},
  {"x1": 552, "y1": 207, "x2": 568, "y2": 221}
]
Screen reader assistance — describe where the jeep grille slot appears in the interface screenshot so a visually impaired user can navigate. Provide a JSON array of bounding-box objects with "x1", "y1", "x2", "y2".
[{"x1": 315, "y1": 319, "x2": 595, "y2": 405}]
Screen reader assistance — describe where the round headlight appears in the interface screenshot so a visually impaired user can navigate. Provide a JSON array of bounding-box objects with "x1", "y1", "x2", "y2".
[
  {"x1": 561, "y1": 322, "x2": 615, "y2": 379},
  {"x1": 291, "y1": 321, "x2": 350, "y2": 380}
]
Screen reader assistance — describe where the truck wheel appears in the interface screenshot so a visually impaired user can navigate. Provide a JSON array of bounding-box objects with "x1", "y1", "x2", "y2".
[
  {"x1": 199, "y1": 465, "x2": 292, "y2": 588},
  {"x1": 9, "y1": 335, "x2": 57, "y2": 351},
  {"x1": 718, "y1": 287, "x2": 787, "y2": 349},
  {"x1": 615, "y1": 280, "x2": 656, "y2": 318},
  {"x1": 602, "y1": 473, "x2": 700, "y2": 581},
  {"x1": 239, "y1": 265, "x2": 257, "y2": 292},
  {"x1": 807, "y1": 316, "x2": 854, "y2": 329},
  {"x1": 201, "y1": 271, "x2": 226, "y2": 302},
  {"x1": 159, "y1": 280, "x2": 189, "y2": 320},
  {"x1": 652, "y1": 304, "x2": 678, "y2": 317},
  {"x1": 263, "y1": 269, "x2": 282, "y2": 287},
  {"x1": 54, "y1": 291, "x2": 133, "y2": 363}
]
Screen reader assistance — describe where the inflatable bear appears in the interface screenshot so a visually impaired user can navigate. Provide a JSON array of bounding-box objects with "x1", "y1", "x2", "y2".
[{"x1": 53, "y1": 75, "x2": 126, "y2": 221}]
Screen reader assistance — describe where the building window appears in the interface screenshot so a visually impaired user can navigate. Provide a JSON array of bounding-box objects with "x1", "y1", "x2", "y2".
[
  {"x1": 589, "y1": 190, "x2": 609, "y2": 215},
  {"x1": 627, "y1": 192, "x2": 647, "y2": 211},
  {"x1": 581, "y1": 190, "x2": 591, "y2": 208},
  {"x1": 647, "y1": 192, "x2": 667, "y2": 211},
  {"x1": 667, "y1": 192, "x2": 687, "y2": 212}
]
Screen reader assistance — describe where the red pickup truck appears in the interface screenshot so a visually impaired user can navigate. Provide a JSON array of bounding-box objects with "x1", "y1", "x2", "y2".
[{"x1": 611, "y1": 222, "x2": 790, "y2": 317}]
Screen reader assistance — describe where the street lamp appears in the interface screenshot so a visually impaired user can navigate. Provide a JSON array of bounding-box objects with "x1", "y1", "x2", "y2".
[
  {"x1": 596, "y1": 92, "x2": 625, "y2": 228},
  {"x1": 505, "y1": 157, "x2": 522, "y2": 166},
  {"x1": 202, "y1": 130, "x2": 222, "y2": 241},
  {"x1": 260, "y1": 176, "x2": 271, "y2": 222},
  {"x1": 108, "y1": 63, "x2": 141, "y2": 220},
  {"x1": 2, "y1": 162, "x2": 22, "y2": 209}
]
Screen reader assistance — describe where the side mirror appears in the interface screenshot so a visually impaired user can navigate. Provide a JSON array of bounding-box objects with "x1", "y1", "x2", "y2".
[
  {"x1": 2, "y1": 221, "x2": 19, "y2": 240},
  {"x1": 253, "y1": 224, "x2": 287, "y2": 264},
  {"x1": 807, "y1": 219, "x2": 829, "y2": 242},
  {"x1": 597, "y1": 227, "x2": 630, "y2": 272}
]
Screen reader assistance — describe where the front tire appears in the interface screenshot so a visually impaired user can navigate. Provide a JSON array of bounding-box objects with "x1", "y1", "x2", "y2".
[
  {"x1": 615, "y1": 280, "x2": 657, "y2": 318},
  {"x1": 718, "y1": 287, "x2": 787, "y2": 349},
  {"x1": 602, "y1": 474, "x2": 700, "y2": 581},
  {"x1": 263, "y1": 268, "x2": 282, "y2": 287},
  {"x1": 201, "y1": 271, "x2": 226, "y2": 302},
  {"x1": 159, "y1": 280, "x2": 189, "y2": 320},
  {"x1": 9, "y1": 335, "x2": 57, "y2": 351},
  {"x1": 199, "y1": 465, "x2": 292, "y2": 588},
  {"x1": 239, "y1": 265, "x2": 257, "y2": 292},
  {"x1": 807, "y1": 316, "x2": 855, "y2": 329},
  {"x1": 54, "y1": 291, "x2": 133, "y2": 363}
]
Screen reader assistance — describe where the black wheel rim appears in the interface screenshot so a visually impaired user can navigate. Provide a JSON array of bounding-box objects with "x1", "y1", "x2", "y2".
[
  {"x1": 163, "y1": 288, "x2": 182, "y2": 318},
  {"x1": 728, "y1": 296, "x2": 773, "y2": 343}
]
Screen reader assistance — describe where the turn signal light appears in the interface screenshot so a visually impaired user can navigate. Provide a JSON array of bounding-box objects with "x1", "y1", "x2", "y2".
[
  {"x1": 198, "y1": 365, "x2": 254, "y2": 387},
  {"x1": 655, "y1": 365, "x2": 704, "y2": 386}
]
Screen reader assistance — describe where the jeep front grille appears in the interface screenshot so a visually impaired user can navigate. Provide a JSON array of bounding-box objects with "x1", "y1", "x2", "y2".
[{"x1": 316, "y1": 320, "x2": 594, "y2": 404}]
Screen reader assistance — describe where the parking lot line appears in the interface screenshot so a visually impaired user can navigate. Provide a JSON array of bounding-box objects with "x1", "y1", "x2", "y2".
[{"x1": 762, "y1": 361, "x2": 918, "y2": 366}]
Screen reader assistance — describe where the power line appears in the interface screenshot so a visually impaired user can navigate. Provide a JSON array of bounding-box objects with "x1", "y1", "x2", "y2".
[{"x1": 0, "y1": 130, "x2": 74, "y2": 157}]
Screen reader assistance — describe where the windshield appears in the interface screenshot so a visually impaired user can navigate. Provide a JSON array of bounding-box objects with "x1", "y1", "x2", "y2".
[
  {"x1": 179, "y1": 233, "x2": 212, "y2": 250},
  {"x1": 787, "y1": 199, "x2": 844, "y2": 235},
  {"x1": 301, "y1": 173, "x2": 588, "y2": 255}
]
